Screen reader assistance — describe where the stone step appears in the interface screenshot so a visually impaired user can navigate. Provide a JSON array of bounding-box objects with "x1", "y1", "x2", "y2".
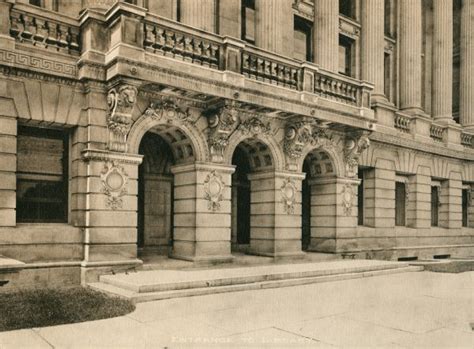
[
  {"x1": 89, "y1": 260, "x2": 423, "y2": 303},
  {"x1": 89, "y1": 265, "x2": 423, "y2": 304}
]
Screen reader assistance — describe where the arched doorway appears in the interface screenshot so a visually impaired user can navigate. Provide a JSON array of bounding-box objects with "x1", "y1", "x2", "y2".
[
  {"x1": 230, "y1": 138, "x2": 274, "y2": 253},
  {"x1": 301, "y1": 149, "x2": 337, "y2": 252},
  {"x1": 137, "y1": 124, "x2": 196, "y2": 257}
]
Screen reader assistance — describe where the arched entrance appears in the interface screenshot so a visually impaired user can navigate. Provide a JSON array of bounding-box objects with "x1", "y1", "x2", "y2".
[
  {"x1": 230, "y1": 138, "x2": 274, "y2": 253},
  {"x1": 301, "y1": 149, "x2": 338, "y2": 252}
]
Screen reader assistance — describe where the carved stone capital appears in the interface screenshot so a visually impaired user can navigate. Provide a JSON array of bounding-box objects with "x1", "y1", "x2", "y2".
[
  {"x1": 344, "y1": 131, "x2": 371, "y2": 178},
  {"x1": 106, "y1": 84, "x2": 138, "y2": 152},
  {"x1": 205, "y1": 100, "x2": 240, "y2": 162}
]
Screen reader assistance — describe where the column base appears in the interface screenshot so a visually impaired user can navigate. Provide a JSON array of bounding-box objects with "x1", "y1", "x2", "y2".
[
  {"x1": 169, "y1": 253, "x2": 234, "y2": 265},
  {"x1": 80, "y1": 259, "x2": 143, "y2": 284}
]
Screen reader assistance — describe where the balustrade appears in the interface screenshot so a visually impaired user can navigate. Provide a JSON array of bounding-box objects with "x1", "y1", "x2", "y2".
[
  {"x1": 394, "y1": 114, "x2": 411, "y2": 132},
  {"x1": 430, "y1": 124, "x2": 445, "y2": 142}
]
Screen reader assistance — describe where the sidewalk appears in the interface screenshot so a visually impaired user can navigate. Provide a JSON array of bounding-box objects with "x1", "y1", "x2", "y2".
[{"x1": 0, "y1": 271, "x2": 472, "y2": 348}]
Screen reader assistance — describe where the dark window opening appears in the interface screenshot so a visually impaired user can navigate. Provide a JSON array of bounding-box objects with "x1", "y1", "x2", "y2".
[
  {"x1": 339, "y1": 0, "x2": 356, "y2": 19},
  {"x1": 431, "y1": 186, "x2": 439, "y2": 227},
  {"x1": 339, "y1": 35, "x2": 354, "y2": 77},
  {"x1": 357, "y1": 170, "x2": 364, "y2": 226},
  {"x1": 302, "y1": 159, "x2": 311, "y2": 251},
  {"x1": 462, "y1": 189, "x2": 469, "y2": 227},
  {"x1": 16, "y1": 126, "x2": 68, "y2": 223},
  {"x1": 434, "y1": 254, "x2": 451, "y2": 259},
  {"x1": 29, "y1": 0, "x2": 42, "y2": 6},
  {"x1": 384, "y1": 0, "x2": 391, "y2": 36},
  {"x1": 395, "y1": 182, "x2": 406, "y2": 226},
  {"x1": 242, "y1": 0, "x2": 256, "y2": 44},
  {"x1": 384, "y1": 52, "x2": 391, "y2": 100},
  {"x1": 294, "y1": 16, "x2": 313, "y2": 62},
  {"x1": 398, "y1": 256, "x2": 418, "y2": 261}
]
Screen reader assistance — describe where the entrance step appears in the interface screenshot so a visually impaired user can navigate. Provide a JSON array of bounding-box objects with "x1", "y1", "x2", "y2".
[{"x1": 88, "y1": 260, "x2": 423, "y2": 304}]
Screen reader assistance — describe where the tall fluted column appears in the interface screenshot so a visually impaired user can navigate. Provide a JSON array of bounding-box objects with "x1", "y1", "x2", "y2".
[
  {"x1": 255, "y1": 0, "x2": 293, "y2": 56},
  {"x1": 432, "y1": 0, "x2": 453, "y2": 122},
  {"x1": 313, "y1": 0, "x2": 339, "y2": 72},
  {"x1": 360, "y1": 0, "x2": 385, "y2": 100},
  {"x1": 460, "y1": 0, "x2": 474, "y2": 129},
  {"x1": 399, "y1": 0, "x2": 423, "y2": 112},
  {"x1": 180, "y1": 0, "x2": 216, "y2": 33}
]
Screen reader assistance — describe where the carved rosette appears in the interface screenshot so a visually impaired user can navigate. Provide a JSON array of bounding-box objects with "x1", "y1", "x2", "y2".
[
  {"x1": 205, "y1": 100, "x2": 240, "y2": 162},
  {"x1": 281, "y1": 177, "x2": 297, "y2": 214},
  {"x1": 101, "y1": 161, "x2": 128, "y2": 210},
  {"x1": 238, "y1": 117, "x2": 272, "y2": 137},
  {"x1": 106, "y1": 85, "x2": 138, "y2": 152},
  {"x1": 344, "y1": 132, "x2": 370, "y2": 177},
  {"x1": 144, "y1": 97, "x2": 193, "y2": 124},
  {"x1": 341, "y1": 183, "x2": 354, "y2": 216},
  {"x1": 204, "y1": 170, "x2": 224, "y2": 212}
]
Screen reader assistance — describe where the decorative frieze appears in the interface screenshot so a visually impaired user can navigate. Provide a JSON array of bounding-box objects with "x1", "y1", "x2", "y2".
[
  {"x1": 106, "y1": 84, "x2": 138, "y2": 152},
  {"x1": 144, "y1": 97, "x2": 193, "y2": 124},
  {"x1": 281, "y1": 177, "x2": 297, "y2": 214},
  {"x1": 344, "y1": 132, "x2": 371, "y2": 177},
  {"x1": 238, "y1": 117, "x2": 272, "y2": 137},
  {"x1": 100, "y1": 161, "x2": 128, "y2": 210},
  {"x1": 203, "y1": 170, "x2": 224, "y2": 212}
]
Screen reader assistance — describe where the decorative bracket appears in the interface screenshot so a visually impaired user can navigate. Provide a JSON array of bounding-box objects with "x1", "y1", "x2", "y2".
[
  {"x1": 106, "y1": 84, "x2": 138, "y2": 152},
  {"x1": 100, "y1": 161, "x2": 128, "y2": 210},
  {"x1": 204, "y1": 170, "x2": 224, "y2": 212},
  {"x1": 344, "y1": 131, "x2": 371, "y2": 178}
]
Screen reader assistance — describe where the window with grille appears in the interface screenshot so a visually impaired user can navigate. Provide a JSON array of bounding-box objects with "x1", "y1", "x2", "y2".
[
  {"x1": 16, "y1": 126, "x2": 68, "y2": 223},
  {"x1": 395, "y1": 181, "x2": 406, "y2": 226}
]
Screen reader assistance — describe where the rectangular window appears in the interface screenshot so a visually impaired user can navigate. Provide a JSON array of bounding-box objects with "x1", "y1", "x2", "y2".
[
  {"x1": 294, "y1": 16, "x2": 312, "y2": 62},
  {"x1": 462, "y1": 188, "x2": 469, "y2": 227},
  {"x1": 339, "y1": 0, "x2": 356, "y2": 19},
  {"x1": 431, "y1": 186, "x2": 439, "y2": 227},
  {"x1": 29, "y1": 0, "x2": 42, "y2": 6},
  {"x1": 395, "y1": 181, "x2": 406, "y2": 226},
  {"x1": 357, "y1": 170, "x2": 364, "y2": 226},
  {"x1": 242, "y1": 0, "x2": 256, "y2": 43},
  {"x1": 384, "y1": 52, "x2": 391, "y2": 99},
  {"x1": 339, "y1": 36, "x2": 354, "y2": 77},
  {"x1": 16, "y1": 126, "x2": 68, "y2": 223}
]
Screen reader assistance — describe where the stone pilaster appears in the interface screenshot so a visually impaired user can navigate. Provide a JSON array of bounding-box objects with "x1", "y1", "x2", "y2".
[
  {"x1": 219, "y1": 0, "x2": 241, "y2": 38},
  {"x1": 170, "y1": 163, "x2": 235, "y2": 263},
  {"x1": 313, "y1": 0, "x2": 339, "y2": 72},
  {"x1": 406, "y1": 167, "x2": 431, "y2": 229},
  {"x1": 439, "y1": 175, "x2": 462, "y2": 229},
  {"x1": 148, "y1": 0, "x2": 178, "y2": 20},
  {"x1": 255, "y1": 0, "x2": 293, "y2": 56},
  {"x1": 180, "y1": 0, "x2": 216, "y2": 33},
  {"x1": 460, "y1": 0, "x2": 474, "y2": 130},
  {"x1": 399, "y1": 0, "x2": 423, "y2": 113},
  {"x1": 432, "y1": 0, "x2": 453, "y2": 122},
  {"x1": 247, "y1": 171, "x2": 305, "y2": 258},
  {"x1": 360, "y1": 0, "x2": 385, "y2": 100},
  {"x1": 308, "y1": 177, "x2": 359, "y2": 253}
]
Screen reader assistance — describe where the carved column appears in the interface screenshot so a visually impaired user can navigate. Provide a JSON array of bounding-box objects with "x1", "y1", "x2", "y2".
[
  {"x1": 432, "y1": 0, "x2": 453, "y2": 122},
  {"x1": 360, "y1": 0, "x2": 385, "y2": 101},
  {"x1": 180, "y1": 0, "x2": 216, "y2": 33},
  {"x1": 313, "y1": 0, "x2": 339, "y2": 72},
  {"x1": 255, "y1": 0, "x2": 293, "y2": 56},
  {"x1": 460, "y1": 0, "x2": 474, "y2": 129},
  {"x1": 399, "y1": 0, "x2": 423, "y2": 113}
]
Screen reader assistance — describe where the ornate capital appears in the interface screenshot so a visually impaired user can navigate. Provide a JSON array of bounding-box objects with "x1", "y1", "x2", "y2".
[
  {"x1": 106, "y1": 85, "x2": 138, "y2": 152},
  {"x1": 205, "y1": 100, "x2": 240, "y2": 162},
  {"x1": 100, "y1": 161, "x2": 128, "y2": 210},
  {"x1": 344, "y1": 131, "x2": 371, "y2": 177},
  {"x1": 144, "y1": 97, "x2": 193, "y2": 124},
  {"x1": 284, "y1": 117, "x2": 333, "y2": 159}
]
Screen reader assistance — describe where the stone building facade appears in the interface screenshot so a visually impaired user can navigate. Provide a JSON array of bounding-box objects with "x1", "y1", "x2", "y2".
[{"x1": 0, "y1": 0, "x2": 473, "y2": 287}]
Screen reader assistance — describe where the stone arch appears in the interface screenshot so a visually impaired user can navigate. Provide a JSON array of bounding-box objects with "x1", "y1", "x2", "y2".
[
  {"x1": 297, "y1": 144, "x2": 344, "y2": 178},
  {"x1": 224, "y1": 131, "x2": 284, "y2": 171},
  {"x1": 128, "y1": 112, "x2": 209, "y2": 163}
]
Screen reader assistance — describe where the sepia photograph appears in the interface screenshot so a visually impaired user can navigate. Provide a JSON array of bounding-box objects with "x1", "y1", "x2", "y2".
[{"x1": 0, "y1": 0, "x2": 472, "y2": 348}]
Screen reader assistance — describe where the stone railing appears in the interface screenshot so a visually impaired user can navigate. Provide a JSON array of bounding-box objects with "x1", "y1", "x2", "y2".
[
  {"x1": 9, "y1": 4, "x2": 80, "y2": 55},
  {"x1": 394, "y1": 114, "x2": 411, "y2": 133},
  {"x1": 313, "y1": 71, "x2": 360, "y2": 106},
  {"x1": 430, "y1": 124, "x2": 445, "y2": 142},
  {"x1": 461, "y1": 132, "x2": 474, "y2": 148},
  {"x1": 143, "y1": 17, "x2": 221, "y2": 70},
  {"x1": 241, "y1": 47, "x2": 300, "y2": 90}
]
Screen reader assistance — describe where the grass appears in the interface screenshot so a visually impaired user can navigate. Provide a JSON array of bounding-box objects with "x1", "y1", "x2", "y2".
[{"x1": 0, "y1": 287, "x2": 135, "y2": 332}]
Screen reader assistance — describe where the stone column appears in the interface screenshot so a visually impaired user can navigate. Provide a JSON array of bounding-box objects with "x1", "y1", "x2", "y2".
[
  {"x1": 170, "y1": 163, "x2": 234, "y2": 263},
  {"x1": 308, "y1": 177, "x2": 359, "y2": 253},
  {"x1": 180, "y1": 0, "x2": 216, "y2": 33},
  {"x1": 432, "y1": 0, "x2": 453, "y2": 122},
  {"x1": 399, "y1": 0, "x2": 423, "y2": 113},
  {"x1": 218, "y1": 0, "x2": 241, "y2": 38},
  {"x1": 248, "y1": 171, "x2": 305, "y2": 258},
  {"x1": 313, "y1": 0, "x2": 339, "y2": 72},
  {"x1": 360, "y1": 0, "x2": 385, "y2": 101},
  {"x1": 460, "y1": 0, "x2": 474, "y2": 129},
  {"x1": 148, "y1": 0, "x2": 178, "y2": 20},
  {"x1": 255, "y1": 0, "x2": 293, "y2": 56}
]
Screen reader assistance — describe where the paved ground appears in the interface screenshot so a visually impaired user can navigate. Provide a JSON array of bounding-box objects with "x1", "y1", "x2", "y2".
[{"x1": 0, "y1": 271, "x2": 472, "y2": 348}]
